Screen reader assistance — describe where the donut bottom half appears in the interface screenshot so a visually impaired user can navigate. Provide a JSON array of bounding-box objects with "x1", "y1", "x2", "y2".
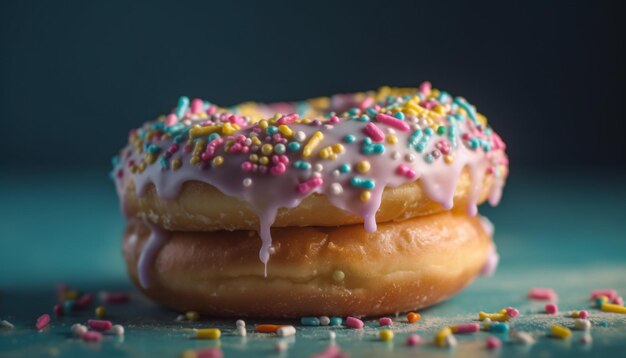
[{"x1": 122, "y1": 211, "x2": 491, "y2": 318}]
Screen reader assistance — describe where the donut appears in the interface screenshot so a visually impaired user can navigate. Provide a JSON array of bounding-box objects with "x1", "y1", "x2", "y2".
[
  {"x1": 112, "y1": 82, "x2": 509, "y2": 316},
  {"x1": 122, "y1": 211, "x2": 493, "y2": 318},
  {"x1": 112, "y1": 84, "x2": 508, "y2": 264}
]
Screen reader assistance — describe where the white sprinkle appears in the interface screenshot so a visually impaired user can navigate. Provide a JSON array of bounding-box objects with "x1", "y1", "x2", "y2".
[
  {"x1": 580, "y1": 332, "x2": 592, "y2": 344},
  {"x1": 445, "y1": 334, "x2": 457, "y2": 348},
  {"x1": 328, "y1": 331, "x2": 336, "y2": 340},
  {"x1": 277, "y1": 325, "x2": 296, "y2": 337},
  {"x1": 111, "y1": 324, "x2": 125, "y2": 336},
  {"x1": 244, "y1": 138, "x2": 252, "y2": 146},
  {"x1": 574, "y1": 319, "x2": 591, "y2": 331},
  {"x1": 319, "y1": 316, "x2": 330, "y2": 326},
  {"x1": 243, "y1": 178, "x2": 252, "y2": 187},
  {"x1": 391, "y1": 151, "x2": 400, "y2": 160},
  {"x1": 236, "y1": 319, "x2": 245, "y2": 328},
  {"x1": 175, "y1": 315, "x2": 185, "y2": 322},
  {"x1": 71, "y1": 323, "x2": 87, "y2": 337},
  {"x1": 294, "y1": 131, "x2": 306, "y2": 142},
  {"x1": 405, "y1": 153, "x2": 415, "y2": 162},
  {"x1": 386, "y1": 128, "x2": 396, "y2": 134},
  {"x1": 332, "y1": 169, "x2": 341, "y2": 177},
  {"x1": 1, "y1": 320, "x2": 15, "y2": 331},
  {"x1": 330, "y1": 183, "x2": 343, "y2": 195},
  {"x1": 314, "y1": 163, "x2": 324, "y2": 172},
  {"x1": 275, "y1": 340, "x2": 288, "y2": 352},
  {"x1": 512, "y1": 331, "x2": 535, "y2": 345},
  {"x1": 236, "y1": 326, "x2": 247, "y2": 337}
]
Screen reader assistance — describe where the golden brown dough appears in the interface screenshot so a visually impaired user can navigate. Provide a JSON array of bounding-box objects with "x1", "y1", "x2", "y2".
[{"x1": 123, "y1": 211, "x2": 491, "y2": 318}]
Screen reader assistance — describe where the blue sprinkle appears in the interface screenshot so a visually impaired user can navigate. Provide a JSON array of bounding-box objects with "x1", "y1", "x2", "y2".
[
  {"x1": 343, "y1": 134, "x2": 356, "y2": 143},
  {"x1": 266, "y1": 126, "x2": 279, "y2": 135},
  {"x1": 208, "y1": 133, "x2": 220, "y2": 142},
  {"x1": 296, "y1": 101, "x2": 309, "y2": 116},
  {"x1": 483, "y1": 143, "x2": 491, "y2": 152},
  {"x1": 288, "y1": 142, "x2": 301, "y2": 152},
  {"x1": 416, "y1": 142, "x2": 426, "y2": 153},
  {"x1": 366, "y1": 107, "x2": 378, "y2": 117},
  {"x1": 294, "y1": 160, "x2": 311, "y2": 170},
  {"x1": 386, "y1": 96, "x2": 395, "y2": 103},
  {"x1": 175, "y1": 96, "x2": 190, "y2": 119},
  {"x1": 438, "y1": 91, "x2": 451, "y2": 103},
  {"x1": 148, "y1": 144, "x2": 160, "y2": 154},
  {"x1": 424, "y1": 153, "x2": 434, "y2": 164},
  {"x1": 469, "y1": 138, "x2": 480, "y2": 150},
  {"x1": 424, "y1": 127, "x2": 434, "y2": 136},
  {"x1": 357, "y1": 114, "x2": 370, "y2": 122},
  {"x1": 393, "y1": 112, "x2": 405, "y2": 120},
  {"x1": 274, "y1": 143, "x2": 286, "y2": 154},
  {"x1": 489, "y1": 323, "x2": 509, "y2": 333},
  {"x1": 408, "y1": 130, "x2": 422, "y2": 147},
  {"x1": 173, "y1": 135, "x2": 185, "y2": 144},
  {"x1": 351, "y1": 176, "x2": 375, "y2": 189},
  {"x1": 330, "y1": 317, "x2": 343, "y2": 326},
  {"x1": 111, "y1": 155, "x2": 120, "y2": 167},
  {"x1": 159, "y1": 157, "x2": 169, "y2": 170},
  {"x1": 599, "y1": 321, "x2": 608, "y2": 327},
  {"x1": 347, "y1": 107, "x2": 360, "y2": 116},
  {"x1": 300, "y1": 317, "x2": 321, "y2": 326},
  {"x1": 454, "y1": 97, "x2": 478, "y2": 124},
  {"x1": 339, "y1": 163, "x2": 351, "y2": 173}
]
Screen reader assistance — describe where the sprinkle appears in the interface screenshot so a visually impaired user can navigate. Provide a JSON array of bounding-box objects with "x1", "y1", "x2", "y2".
[
  {"x1": 601, "y1": 302, "x2": 626, "y2": 314},
  {"x1": 450, "y1": 323, "x2": 479, "y2": 334},
  {"x1": 386, "y1": 134, "x2": 398, "y2": 144},
  {"x1": 356, "y1": 160, "x2": 371, "y2": 173},
  {"x1": 255, "y1": 324, "x2": 285, "y2": 333},
  {"x1": 190, "y1": 98, "x2": 203, "y2": 114},
  {"x1": 528, "y1": 288, "x2": 557, "y2": 301},
  {"x1": 435, "y1": 327, "x2": 452, "y2": 347},
  {"x1": 36, "y1": 314, "x2": 50, "y2": 330},
  {"x1": 375, "y1": 113, "x2": 410, "y2": 131},
  {"x1": 236, "y1": 326, "x2": 246, "y2": 337},
  {"x1": 288, "y1": 142, "x2": 301, "y2": 151},
  {"x1": 339, "y1": 163, "x2": 351, "y2": 173},
  {"x1": 274, "y1": 143, "x2": 286, "y2": 154},
  {"x1": 64, "y1": 300, "x2": 75, "y2": 313},
  {"x1": 406, "y1": 334, "x2": 421, "y2": 346},
  {"x1": 350, "y1": 176, "x2": 375, "y2": 189},
  {"x1": 319, "y1": 316, "x2": 330, "y2": 326},
  {"x1": 551, "y1": 325, "x2": 572, "y2": 339},
  {"x1": 111, "y1": 324, "x2": 125, "y2": 336},
  {"x1": 343, "y1": 134, "x2": 356, "y2": 143},
  {"x1": 486, "y1": 322, "x2": 509, "y2": 333},
  {"x1": 511, "y1": 331, "x2": 535, "y2": 345},
  {"x1": 330, "y1": 183, "x2": 343, "y2": 195},
  {"x1": 329, "y1": 317, "x2": 343, "y2": 326},
  {"x1": 505, "y1": 307, "x2": 520, "y2": 318},
  {"x1": 301, "y1": 317, "x2": 321, "y2": 326},
  {"x1": 175, "y1": 96, "x2": 190, "y2": 119},
  {"x1": 571, "y1": 310, "x2": 589, "y2": 319},
  {"x1": 345, "y1": 317, "x2": 364, "y2": 329},
  {"x1": 591, "y1": 289, "x2": 618, "y2": 301},
  {"x1": 486, "y1": 336, "x2": 502, "y2": 350},
  {"x1": 71, "y1": 323, "x2": 87, "y2": 337},
  {"x1": 236, "y1": 319, "x2": 246, "y2": 328},
  {"x1": 613, "y1": 296, "x2": 624, "y2": 305},
  {"x1": 444, "y1": 155, "x2": 454, "y2": 164},
  {"x1": 360, "y1": 191, "x2": 371, "y2": 202},
  {"x1": 379, "y1": 317, "x2": 393, "y2": 326},
  {"x1": 302, "y1": 131, "x2": 324, "y2": 158},
  {"x1": 54, "y1": 304, "x2": 63, "y2": 316},
  {"x1": 545, "y1": 303, "x2": 558, "y2": 315},
  {"x1": 196, "y1": 328, "x2": 221, "y2": 339},
  {"x1": 88, "y1": 319, "x2": 113, "y2": 331},
  {"x1": 294, "y1": 160, "x2": 311, "y2": 170},
  {"x1": 277, "y1": 325, "x2": 296, "y2": 337},
  {"x1": 75, "y1": 293, "x2": 95, "y2": 310},
  {"x1": 363, "y1": 123, "x2": 385, "y2": 142},
  {"x1": 574, "y1": 319, "x2": 591, "y2": 331},
  {"x1": 1, "y1": 320, "x2": 15, "y2": 331},
  {"x1": 407, "y1": 312, "x2": 421, "y2": 323},
  {"x1": 95, "y1": 306, "x2": 107, "y2": 318},
  {"x1": 185, "y1": 311, "x2": 199, "y2": 321},
  {"x1": 165, "y1": 113, "x2": 178, "y2": 127},
  {"x1": 379, "y1": 329, "x2": 394, "y2": 341},
  {"x1": 297, "y1": 177, "x2": 323, "y2": 194},
  {"x1": 478, "y1": 311, "x2": 508, "y2": 322},
  {"x1": 408, "y1": 130, "x2": 422, "y2": 148},
  {"x1": 332, "y1": 270, "x2": 345, "y2": 282},
  {"x1": 82, "y1": 331, "x2": 102, "y2": 342}
]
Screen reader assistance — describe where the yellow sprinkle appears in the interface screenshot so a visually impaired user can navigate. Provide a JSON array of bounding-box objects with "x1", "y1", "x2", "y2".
[
  {"x1": 222, "y1": 122, "x2": 240, "y2": 135},
  {"x1": 302, "y1": 131, "x2": 324, "y2": 158},
  {"x1": 379, "y1": 329, "x2": 394, "y2": 341},
  {"x1": 196, "y1": 328, "x2": 221, "y2": 340},
  {"x1": 259, "y1": 120, "x2": 269, "y2": 129},
  {"x1": 601, "y1": 302, "x2": 626, "y2": 314},
  {"x1": 356, "y1": 160, "x2": 371, "y2": 173},
  {"x1": 190, "y1": 156, "x2": 200, "y2": 165},
  {"x1": 197, "y1": 111, "x2": 207, "y2": 119},
  {"x1": 477, "y1": 113, "x2": 488, "y2": 126},
  {"x1": 251, "y1": 136, "x2": 262, "y2": 146},
  {"x1": 95, "y1": 306, "x2": 106, "y2": 318},
  {"x1": 319, "y1": 143, "x2": 344, "y2": 160},
  {"x1": 172, "y1": 158, "x2": 182, "y2": 170},
  {"x1": 145, "y1": 153, "x2": 156, "y2": 165},
  {"x1": 193, "y1": 140, "x2": 206, "y2": 155},
  {"x1": 249, "y1": 154, "x2": 259, "y2": 163},
  {"x1": 430, "y1": 89, "x2": 440, "y2": 99},
  {"x1": 212, "y1": 156, "x2": 224, "y2": 167},
  {"x1": 433, "y1": 105, "x2": 446, "y2": 115},
  {"x1": 457, "y1": 108, "x2": 467, "y2": 117},
  {"x1": 332, "y1": 143, "x2": 344, "y2": 154},
  {"x1": 259, "y1": 156, "x2": 269, "y2": 165},
  {"x1": 386, "y1": 134, "x2": 398, "y2": 144},
  {"x1": 185, "y1": 311, "x2": 199, "y2": 321},
  {"x1": 360, "y1": 191, "x2": 371, "y2": 202},
  {"x1": 551, "y1": 325, "x2": 571, "y2": 339},
  {"x1": 189, "y1": 125, "x2": 219, "y2": 138},
  {"x1": 261, "y1": 144, "x2": 274, "y2": 155},
  {"x1": 61, "y1": 290, "x2": 79, "y2": 301},
  {"x1": 435, "y1": 327, "x2": 452, "y2": 347},
  {"x1": 479, "y1": 311, "x2": 509, "y2": 322},
  {"x1": 444, "y1": 155, "x2": 454, "y2": 164},
  {"x1": 278, "y1": 125, "x2": 293, "y2": 137}
]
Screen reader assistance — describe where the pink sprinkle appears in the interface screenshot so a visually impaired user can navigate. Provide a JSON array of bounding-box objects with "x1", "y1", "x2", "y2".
[
  {"x1": 345, "y1": 316, "x2": 364, "y2": 329},
  {"x1": 545, "y1": 303, "x2": 558, "y2": 315},
  {"x1": 506, "y1": 307, "x2": 520, "y2": 318},
  {"x1": 191, "y1": 98, "x2": 204, "y2": 114},
  {"x1": 165, "y1": 114, "x2": 178, "y2": 127},
  {"x1": 486, "y1": 336, "x2": 502, "y2": 350},
  {"x1": 406, "y1": 334, "x2": 422, "y2": 346},
  {"x1": 453, "y1": 323, "x2": 480, "y2": 334},
  {"x1": 36, "y1": 314, "x2": 50, "y2": 330},
  {"x1": 579, "y1": 310, "x2": 589, "y2": 319},
  {"x1": 101, "y1": 292, "x2": 130, "y2": 304},
  {"x1": 74, "y1": 293, "x2": 94, "y2": 310},
  {"x1": 613, "y1": 296, "x2": 624, "y2": 306},
  {"x1": 277, "y1": 113, "x2": 299, "y2": 125},
  {"x1": 379, "y1": 317, "x2": 393, "y2": 326},
  {"x1": 82, "y1": 331, "x2": 102, "y2": 342},
  {"x1": 528, "y1": 288, "x2": 557, "y2": 301},
  {"x1": 88, "y1": 320, "x2": 113, "y2": 331},
  {"x1": 590, "y1": 289, "x2": 618, "y2": 301},
  {"x1": 419, "y1": 81, "x2": 432, "y2": 95},
  {"x1": 395, "y1": 164, "x2": 417, "y2": 179},
  {"x1": 329, "y1": 115, "x2": 340, "y2": 124},
  {"x1": 54, "y1": 304, "x2": 63, "y2": 316},
  {"x1": 196, "y1": 348, "x2": 224, "y2": 358},
  {"x1": 363, "y1": 123, "x2": 385, "y2": 142},
  {"x1": 375, "y1": 113, "x2": 410, "y2": 131},
  {"x1": 206, "y1": 105, "x2": 218, "y2": 115},
  {"x1": 270, "y1": 162, "x2": 286, "y2": 176},
  {"x1": 296, "y1": 177, "x2": 323, "y2": 194},
  {"x1": 359, "y1": 97, "x2": 374, "y2": 110}
]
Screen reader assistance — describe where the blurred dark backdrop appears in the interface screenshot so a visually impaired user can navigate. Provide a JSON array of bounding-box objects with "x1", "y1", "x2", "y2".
[{"x1": 1, "y1": 0, "x2": 624, "y2": 173}]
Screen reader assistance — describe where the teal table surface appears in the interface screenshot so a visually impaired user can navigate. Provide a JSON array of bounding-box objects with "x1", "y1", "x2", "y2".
[{"x1": 1, "y1": 169, "x2": 625, "y2": 357}]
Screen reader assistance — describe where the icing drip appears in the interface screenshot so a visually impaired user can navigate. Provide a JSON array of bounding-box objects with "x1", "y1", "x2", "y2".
[
  {"x1": 112, "y1": 84, "x2": 509, "y2": 275},
  {"x1": 479, "y1": 216, "x2": 499, "y2": 276},
  {"x1": 137, "y1": 222, "x2": 169, "y2": 288}
]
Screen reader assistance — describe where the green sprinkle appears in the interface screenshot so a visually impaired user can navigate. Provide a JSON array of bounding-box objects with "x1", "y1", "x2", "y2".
[
  {"x1": 436, "y1": 126, "x2": 446, "y2": 135},
  {"x1": 339, "y1": 163, "x2": 351, "y2": 173},
  {"x1": 343, "y1": 134, "x2": 356, "y2": 143},
  {"x1": 357, "y1": 114, "x2": 370, "y2": 122},
  {"x1": 294, "y1": 160, "x2": 311, "y2": 170},
  {"x1": 393, "y1": 112, "x2": 405, "y2": 120}
]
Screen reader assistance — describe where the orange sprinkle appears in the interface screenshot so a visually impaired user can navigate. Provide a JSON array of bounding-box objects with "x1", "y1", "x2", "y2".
[
  {"x1": 255, "y1": 324, "x2": 287, "y2": 333},
  {"x1": 407, "y1": 312, "x2": 421, "y2": 323}
]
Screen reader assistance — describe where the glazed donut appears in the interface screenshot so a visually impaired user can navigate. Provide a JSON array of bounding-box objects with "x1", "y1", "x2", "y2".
[
  {"x1": 122, "y1": 211, "x2": 493, "y2": 318},
  {"x1": 112, "y1": 84, "x2": 508, "y2": 265}
]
